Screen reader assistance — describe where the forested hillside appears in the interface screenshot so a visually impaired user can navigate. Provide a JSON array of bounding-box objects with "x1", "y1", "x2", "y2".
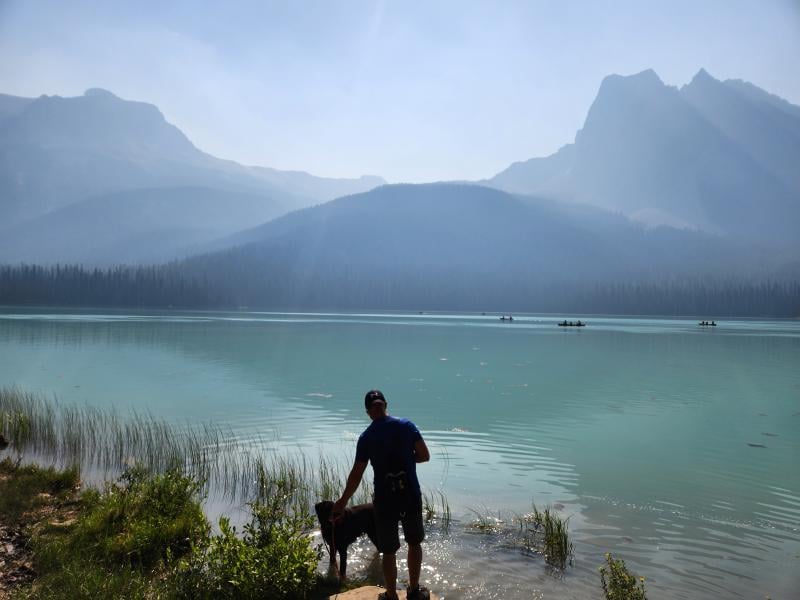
[{"x1": 2, "y1": 184, "x2": 797, "y2": 316}]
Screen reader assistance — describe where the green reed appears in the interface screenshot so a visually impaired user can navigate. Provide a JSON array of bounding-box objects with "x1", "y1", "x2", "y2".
[
  {"x1": 423, "y1": 488, "x2": 452, "y2": 532},
  {"x1": 0, "y1": 387, "x2": 371, "y2": 511},
  {"x1": 462, "y1": 502, "x2": 574, "y2": 570},
  {"x1": 466, "y1": 507, "x2": 505, "y2": 534},
  {"x1": 520, "y1": 504, "x2": 574, "y2": 569}
]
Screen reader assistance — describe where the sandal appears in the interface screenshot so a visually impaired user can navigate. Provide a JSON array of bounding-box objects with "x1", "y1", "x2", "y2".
[{"x1": 407, "y1": 586, "x2": 431, "y2": 600}]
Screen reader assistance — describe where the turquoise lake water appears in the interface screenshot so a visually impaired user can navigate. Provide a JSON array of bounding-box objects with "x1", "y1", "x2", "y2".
[{"x1": 1, "y1": 309, "x2": 798, "y2": 599}]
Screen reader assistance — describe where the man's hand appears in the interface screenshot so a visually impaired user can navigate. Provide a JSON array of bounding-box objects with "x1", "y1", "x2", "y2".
[
  {"x1": 414, "y1": 438, "x2": 430, "y2": 463},
  {"x1": 332, "y1": 460, "x2": 367, "y2": 524},
  {"x1": 331, "y1": 497, "x2": 347, "y2": 523}
]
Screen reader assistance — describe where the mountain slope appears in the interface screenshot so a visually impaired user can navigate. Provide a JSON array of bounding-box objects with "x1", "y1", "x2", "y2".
[
  {"x1": 0, "y1": 186, "x2": 290, "y2": 264},
  {"x1": 178, "y1": 183, "x2": 770, "y2": 310},
  {"x1": 487, "y1": 69, "x2": 800, "y2": 247},
  {"x1": 0, "y1": 88, "x2": 384, "y2": 263},
  {"x1": 681, "y1": 69, "x2": 800, "y2": 189},
  {"x1": 0, "y1": 93, "x2": 35, "y2": 122}
]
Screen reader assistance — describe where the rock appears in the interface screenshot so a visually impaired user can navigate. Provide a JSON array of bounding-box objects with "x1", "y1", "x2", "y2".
[
  {"x1": 49, "y1": 518, "x2": 77, "y2": 528},
  {"x1": 328, "y1": 586, "x2": 440, "y2": 600}
]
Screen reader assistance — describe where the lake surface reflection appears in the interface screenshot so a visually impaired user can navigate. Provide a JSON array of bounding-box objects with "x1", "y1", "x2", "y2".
[{"x1": 1, "y1": 309, "x2": 798, "y2": 599}]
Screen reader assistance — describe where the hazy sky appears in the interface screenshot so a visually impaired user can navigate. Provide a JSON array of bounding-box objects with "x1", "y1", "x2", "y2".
[{"x1": 1, "y1": 0, "x2": 799, "y2": 182}]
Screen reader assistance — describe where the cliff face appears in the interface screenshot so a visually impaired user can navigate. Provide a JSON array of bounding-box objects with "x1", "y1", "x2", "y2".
[{"x1": 489, "y1": 69, "x2": 800, "y2": 248}]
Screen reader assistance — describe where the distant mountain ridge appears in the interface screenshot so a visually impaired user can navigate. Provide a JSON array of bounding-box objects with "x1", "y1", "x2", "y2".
[
  {"x1": 487, "y1": 69, "x2": 800, "y2": 248},
  {"x1": 2, "y1": 68, "x2": 798, "y2": 280},
  {"x1": 0, "y1": 186, "x2": 292, "y2": 264},
  {"x1": 0, "y1": 88, "x2": 384, "y2": 263},
  {"x1": 173, "y1": 183, "x2": 786, "y2": 311}
]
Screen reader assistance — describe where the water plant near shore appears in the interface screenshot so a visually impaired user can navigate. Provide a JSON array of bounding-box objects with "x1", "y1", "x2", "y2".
[
  {"x1": 463, "y1": 503, "x2": 574, "y2": 571},
  {"x1": 0, "y1": 387, "x2": 371, "y2": 508},
  {"x1": 422, "y1": 488, "x2": 452, "y2": 531},
  {"x1": 521, "y1": 504, "x2": 574, "y2": 569},
  {"x1": 466, "y1": 507, "x2": 505, "y2": 534},
  {"x1": 599, "y1": 552, "x2": 648, "y2": 600}
]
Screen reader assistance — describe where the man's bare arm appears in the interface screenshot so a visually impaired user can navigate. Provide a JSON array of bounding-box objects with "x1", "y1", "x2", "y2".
[
  {"x1": 414, "y1": 438, "x2": 430, "y2": 463},
  {"x1": 332, "y1": 460, "x2": 368, "y2": 517}
]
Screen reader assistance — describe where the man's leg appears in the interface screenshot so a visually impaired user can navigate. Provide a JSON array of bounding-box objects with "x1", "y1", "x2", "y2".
[
  {"x1": 401, "y1": 498, "x2": 427, "y2": 597},
  {"x1": 408, "y1": 542, "x2": 422, "y2": 589},
  {"x1": 375, "y1": 501, "x2": 401, "y2": 599},
  {"x1": 382, "y1": 552, "x2": 398, "y2": 598}
]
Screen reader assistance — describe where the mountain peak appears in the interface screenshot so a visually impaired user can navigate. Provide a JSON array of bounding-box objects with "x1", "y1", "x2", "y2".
[
  {"x1": 585, "y1": 69, "x2": 672, "y2": 129},
  {"x1": 593, "y1": 70, "x2": 668, "y2": 106},
  {"x1": 687, "y1": 68, "x2": 719, "y2": 88},
  {"x1": 601, "y1": 69, "x2": 664, "y2": 90},
  {"x1": 83, "y1": 88, "x2": 118, "y2": 99},
  {"x1": 630, "y1": 68, "x2": 662, "y2": 83}
]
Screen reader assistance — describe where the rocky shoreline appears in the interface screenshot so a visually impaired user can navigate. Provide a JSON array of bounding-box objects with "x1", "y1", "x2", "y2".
[{"x1": 0, "y1": 523, "x2": 35, "y2": 598}]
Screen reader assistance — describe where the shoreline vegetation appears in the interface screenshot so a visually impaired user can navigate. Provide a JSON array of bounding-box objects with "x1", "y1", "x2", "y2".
[{"x1": 1, "y1": 387, "x2": 647, "y2": 599}]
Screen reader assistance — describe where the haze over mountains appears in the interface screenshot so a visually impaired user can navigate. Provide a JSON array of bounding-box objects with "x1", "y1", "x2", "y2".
[
  {"x1": 0, "y1": 88, "x2": 383, "y2": 263},
  {"x1": 0, "y1": 68, "x2": 798, "y2": 304}
]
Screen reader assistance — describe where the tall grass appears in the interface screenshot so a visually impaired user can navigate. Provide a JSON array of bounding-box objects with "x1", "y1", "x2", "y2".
[
  {"x1": 0, "y1": 387, "x2": 370, "y2": 509},
  {"x1": 464, "y1": 502, "x2": 574, "y2": 570},
  {"x1": 423, "y1": 488, "x2": 452, "y2": 531},
  {"x1": 522, "y1": 504, "x2": 574, "y2": 569}
]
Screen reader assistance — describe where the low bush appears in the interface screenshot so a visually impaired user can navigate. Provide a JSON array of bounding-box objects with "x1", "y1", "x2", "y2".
[
  {"x1": 600, "y1": 552, "x2": 648, "y2": 600},
  {"x1": 65, "y1": 465, "x2": 209, "y2": 568},
  {"x1": 24, "y1": 466, "x2": 208, "y2": 599},
  {"x1": 168, "y1": 478, "x2": 321, "y2": 599}
]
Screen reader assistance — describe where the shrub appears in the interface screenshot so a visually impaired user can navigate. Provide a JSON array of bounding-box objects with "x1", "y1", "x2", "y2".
[
  {"x1": 56, "y1": 465, "x2": 208, "y2": 568},
  {"x1": 600, "y1": 552, "x2": 648, "y2": 600},
  {"x1": 169, "y1": 478, "x2": 321, "y2": 599}
]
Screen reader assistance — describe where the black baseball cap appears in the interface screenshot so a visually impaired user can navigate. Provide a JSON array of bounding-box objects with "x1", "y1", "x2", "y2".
[{"x1": 364, "y1": 389, "x2": 387, "y2": 409}]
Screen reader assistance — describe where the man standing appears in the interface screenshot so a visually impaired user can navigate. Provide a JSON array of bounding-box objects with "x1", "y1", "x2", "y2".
[{"x1": 333, "y1": 390, "x2": 431, "y2": 600}]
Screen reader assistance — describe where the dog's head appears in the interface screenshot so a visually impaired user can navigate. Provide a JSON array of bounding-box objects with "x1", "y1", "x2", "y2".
[{"x1": 315, "y1": 500, "x2": 334, "y2": 541}]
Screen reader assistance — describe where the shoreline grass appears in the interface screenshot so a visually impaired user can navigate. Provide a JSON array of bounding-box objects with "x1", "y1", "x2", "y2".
[
  {"x1": 0, "y1": 387, "x2": 658, "y2": 598},
  {"x1": 0, "y1": 387, "x2": 449, "y2": 599},
  {"x1": 1, "y1": 386, "x2": 456, "y2": 528},
  {"x1": 0, "y1": 387, "x2": 373, "y2": 508}
]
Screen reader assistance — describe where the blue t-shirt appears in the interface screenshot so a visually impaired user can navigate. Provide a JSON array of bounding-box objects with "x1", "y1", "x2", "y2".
[{"x1": 356, "y1": 416, "x2": 423, "y2": 498}]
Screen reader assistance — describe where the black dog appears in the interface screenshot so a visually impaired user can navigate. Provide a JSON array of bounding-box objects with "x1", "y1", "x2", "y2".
[{"x1": 315, "y1": 500, "x2": 378, "y2": 580}]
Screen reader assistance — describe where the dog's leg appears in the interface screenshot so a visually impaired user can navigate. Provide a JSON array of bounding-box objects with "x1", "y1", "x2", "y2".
[{"x1": 338, "y1": 548, "x2": 348, "y2": 581}]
